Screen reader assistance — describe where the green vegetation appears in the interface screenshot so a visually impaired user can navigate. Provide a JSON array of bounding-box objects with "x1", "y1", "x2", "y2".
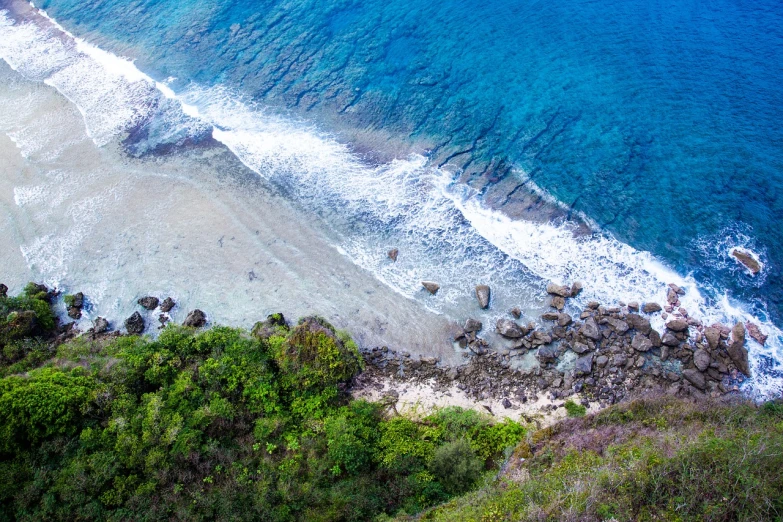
[
  {"x1": 409, "y1": 395, "x2": 783, "y2": 521},
  {"x1": 563, "y1": 399, "x2": 586, "y2": 418},
  {"x1": 0, "y1": 290, "x2": 526, "y2": 521},
  {"x1": 0, "y1": 284, "x2": 56, "y2": 377}
]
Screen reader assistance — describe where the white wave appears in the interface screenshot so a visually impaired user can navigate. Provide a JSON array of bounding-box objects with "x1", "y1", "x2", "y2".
[{"x1": 1, "y1": 5, "x2": 780, "y2": 398}]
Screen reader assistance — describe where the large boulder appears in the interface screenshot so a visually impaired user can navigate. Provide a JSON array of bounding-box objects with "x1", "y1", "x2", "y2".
[
  {"x1": 727, "y1": 322, "x2": 750, "y2": 376},
  {"x1": 93, "y1": 317, "x2": 110, "y2": 334},
  {"x1": 546, "y1": 283, "x2": 571, "y2": 297},
  {"x1": 475, "y1": 285, "x2": 491, "y2": 309},
  {"x1": 666, "y1": 319, "x2": 689, "y2": 332},
  {"x1": 631, "y1": 334, "x2": 653, "y2": 352},
  {"x1": 422, "y1": 281, "x2": 440, "y2": 295},
  {"x1": 704, "y1": 327, "x2": 721, "y2": 350},
  {"x1": 730, "y1": 248, "x2": 761, "y2": 275},
  {"x1": 571, "y1": 341, "x2": 590, "y2": 355},
  {"x1": 570, "y1": 281, "x2": 584, "y2": 297},
  {"x1": 160, "y1": 297, "x2": 176, "y2": 313},
  {"x1": 642, "y1": 302, "x2": 662, "y2": 314},
  {"x1": 745, "y1": 322, "x2": 767, "y2": 346},
  {"x1": 579, "y1": 317, "x2": 602, "y2": 341},
  {"x1": 137, "y1": 296, "x2": 159, "y2": 310},
  {"x1": 574, "y1": 354, "x2": 593, "y2": 376},
  {"x1": 661, "y1": 332, "x2": 680, "y2": 347},
  {"x1": 183, "y1": 309, "x2": 207, "y2": 328},
  {"x1": 125, "y1": 312, "x2": 145, "y2": 335},
  {"x1": 693, "y1": 349, "x2": 711, "y2": 372},
  {"x1": 464, "y1": 318, "x2": 483, "y2": 333},
  {"x1": 682, "y1": 369, "x2": 706, "y2": 390},
  {"x1": 496, "y1": 319, "x2": 525, "y2": 339},
  {"x1": 536, "y1": 345, "x2": 558, "y2": 363},
  {"x1": 605, "y1": 317, "x2": 629, "y2": 334},
  {"x1": 557, "y1": 313, "x2": 573, "y2": 327},
  {"x1": 625, "y1": 313, "x2": 651, "y2": 335}
]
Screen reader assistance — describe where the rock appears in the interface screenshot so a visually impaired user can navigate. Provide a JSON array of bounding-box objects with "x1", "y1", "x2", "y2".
[
  {"x1": 183, "y1": 309, "x2": 207, "y2": 328},
  {"x1": 557, "y1": 313, "x2": 573, "y2": 327},
  {"x1": 571, "y1": 341, "x2": 590, "y2": 354},
  {"x1": 546, "y1": 283, "x2": 571, "y2": 297},
  {"x1": 667, "y1": 288, "x2": 678, "y2": 305},
  {"x1": 661, "y1": 332, "x2": 680, "y2": 347},
  {"x1": 611, "y1": 354, "x2": 628, "y2": 367},
  {"x1": 388, "y1": 248, "x2": 399, "y2": 262},
  {"x1": 422, "y1": 281, "x2": 440, "y2": 295},
  {"x1": 631, "y1": 334, "x2": 653, "y2": 352},
  {"x1": 510, "y1": 307, "x2": 522, "y2": 319},
  {"x1": 605, "y1": 317, "x2": 629, "y2": 334},
  {"x1": 694, "y1": 349, "x2": 711, "y2": 372},
  {"x1": 745, "y1": 322, "x2": 767, "y2": 345},
  {"x1": 0, "y1": 284, "x2": 6, "y2": 297},
  {"x1": 570, "y1": 281, "x2": 584, "y2": 297},
  {"x1": 475, "y1": 285, "x2": 491, "y2": 309},
  {"x1": 159, "y1": 314, "x2": 169, "y2": 327},
  {"x1": 464, "y1": 318, "x2": 483, "y2": 333},
  {"x1": 67, "y1": 307, "x2": 82, "y2": 320},
  {"x1": 70, "y1": 292, "x2": 84, "y2": 308},
  {"x1": 93, "y1": 317, "x2": 109, "y2": 333},
  {"x1": 496, "y1": 319, "x2": 525, "y2": 338},
  {"x1": 627, "y1": 301, "x2": 639, "y2": 311},
  {"x1": 704, "y1": 327, "x2": 721, "y2": 350},
  {"x1": 649, "y1": 329, "x2": 662, "y2": 347},
  {"x1": 502, "y1": 398, "x2": 512, "y2": 409},
  {"x1": 125, "y1": 312, "x2": 145, "y2": 335},
  {"x1": 666, "y1": 319, "x2": 689, "y2": 332},
  {"x1": 730, "y1": 248, "x2": 761, "y2": 275},
  {"x1": 541, "y1": 312, "x2": 560, "y2": 321},
  {"x1": 160, "y1": 297, "x2": 176, "y2": 313},
  {"x1": 579, "y1": 317, "x2": 602, "y2": 341},
  {"x1": 537, "y1": 345, "x2": 558, "y2": 363},
  {"x1": 625, "y1": 313, "x2": 651, "y2": 335},
  {"x1": 668, "y1": 283, "x2": 685, "y2": 296},
  {"x1": 596, "y1": 355, "x2": 609, "y2": 367},
  {"x1": 642, "y1": 302, "x2": 662, "y2": 314},
  {"x1": 551, "y1": 296, "x2": 565, "y2": 310},
  {"x1": 728, "y1": 323, "x2": 750, "y2": 376},
  {"x1": 574, "y1": 354, "x2": 593, "y2": 376},
  {"x1": 138, "y1": 296, "x2": 159, "y2": 310},
  {"x1": 682, "y1": 369, "x2": 706, "y2": 390}
]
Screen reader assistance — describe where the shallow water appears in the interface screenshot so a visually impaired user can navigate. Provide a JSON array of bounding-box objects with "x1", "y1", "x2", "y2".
[{"x1": 0, "y1": 1, "x2": 781, "y2": 396}]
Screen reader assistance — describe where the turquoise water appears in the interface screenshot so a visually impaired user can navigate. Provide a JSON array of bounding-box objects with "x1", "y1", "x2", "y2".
[{"x1": 28, "y1": 0, "x2": 783, "y2": 323}]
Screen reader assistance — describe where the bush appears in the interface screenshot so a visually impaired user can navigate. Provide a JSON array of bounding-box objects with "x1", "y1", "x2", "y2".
[
  {"x1": 429, "y1": 439, "x2": 483, "y2": 494},
  {"x1": 564, "y1": 399, "x2": 587, "y2": 417}
]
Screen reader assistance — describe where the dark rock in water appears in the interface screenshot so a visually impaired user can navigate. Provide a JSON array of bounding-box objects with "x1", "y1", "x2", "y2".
[
  {"x1": 159, "y1": 314, "x2": 169, "y2": 327},
  {"x1": 570, "y1": 281, "x2": 584, "y2": 297},
  {"x1": 71, "y1": 292, "x2": 84, "y2": 308},
  {"x1": 625, "y1": 313, "x2": 651, "y2": 335},
  {"x1": 160, "y1": 297, "x2": 176, "y2": 313},
  {"x1": 727, "y1": 322, "x2": 750, "y2": 376},
  {"x1": 475, "y1": 285, "x2": 490, "y2": 309},
  {"x1": 464, "y1": 318, "x2": 483, "y2": 333},
  {"x1": 138, "y1": 296, "x2": 160, "y2": 310},
  {"x1": 627, "y1": 301, "x2": 639, "y2": 311},
  {"x1": 557, "y1": 313, "x2": 572, "y2": 327},
  {"x1": 574, "y1": 354, "x2": 593, "y2": 376},
  {"x1": 183, "y1": 309, "x2": 207, "y2": 328},
  {"x1": 668, "y1": 283, "x2": 685, "y2": 296},
  {"x1": 541, "y1": 312, "x2": 560, "y2": 321},
  {"x1": 546, "y1": 283, "x2": 571, "y2": 297},
  {"x1": 93, "y1": 317, "x2": 109, "y2": 333},
  {"x1": 67, "y1": 307, "x2": 82, "y2": 320},
  {"x1": 510, "y1": 307, "x2": 522, "y2": 319},
  {"x1": 422, "y1": 281, "x2": 440, "y2": 295},
  {"x1": 579, "y1": 317, "x2": 602, "y2": 341},
  {"x1": 571, "y1": 341, "x2": 590, "y2": 355},
  {"x1": 666, "y1": 319, "x2": 689, "y2": 332},
  {"x1": 125, "y1": 312, "x2": 145, "y2": 335},
  {"x1": 704, "y1": 327, "x2": 721, "y2": 350},
  {"x1": 666, "y1": 288, "x2": 678, "y2": 305},
  {"x1": 631, "y1": 334, "x2": 653, "y2": 352},
  {"x1": 730, "y1": 248, "x2": 761, "y2": 275},
  {"x1": 0, "y1": 284, "x2": 7, "y2": 297},
  {"x1": 496, "y1": 318, "x2": 525, "y2": 338},
  {"x1": 502, "y1": 398, "x2": 512, "y2": 409},
  {"x1": 537, "y1": 345, "x2": 558, "y2": 363},
  {"x1": 551, "y1": 296, "x2": 565, "y2": 310},
  {"x1": 745, "y1": 322, "x2": 767, "y2": 345},
  {"x1": 694, "y1": 349, "x2": 711, "y2": 372},
  {"x1": 649, "y1": 329, "x2": 662, "y2": 347},
  {"x1": 642, "y1": 302, "x2": 662, "y2": 314},
  {"x1": 682, "y1": 369, "x2": 706, "y2": 390},
  {"x1": 388, "y1": 248, "x2": 399, "y2": 262}
]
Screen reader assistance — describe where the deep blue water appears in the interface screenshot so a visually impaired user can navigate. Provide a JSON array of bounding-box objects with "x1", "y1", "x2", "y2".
[{"x1": 30, "y1": 0, "x2": 783, "y2": 321}]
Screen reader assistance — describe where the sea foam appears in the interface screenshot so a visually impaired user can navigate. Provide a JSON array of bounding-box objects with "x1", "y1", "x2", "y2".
[{"x1": 0, "y1": 6, "x2": 780, "y2": 397}]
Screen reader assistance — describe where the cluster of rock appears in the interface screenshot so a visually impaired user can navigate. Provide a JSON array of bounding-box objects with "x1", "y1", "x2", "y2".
[
  {"x1": 125, "y1": 295, "x2": 180, "y2": 333},
  {"x1": 357, "y1": 281, "x2": 760, "y2": 411}
]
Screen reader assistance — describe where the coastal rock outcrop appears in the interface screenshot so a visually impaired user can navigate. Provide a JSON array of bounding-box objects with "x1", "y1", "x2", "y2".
[
  {"x1": 160, "y1": 297, "x2": 176, "y2": 313},
  {"x1": 475, "y1": 285, "x2": 491, "y2": 309},
  {"x1": 138, "y1": 296, "x2": 159, "y2": 310},
  {"x1": 183, "y1": 309, "x2": 207, "y2": 328},
  {"x1": 731, "y1": 248, "x2": 761, "y2": 275},
  {"x1": 125, "y1": 312, "x2": 145, "y2": 335},
  {"x1": 496, "y1": 319, "x2": 525, "y2": 338}
]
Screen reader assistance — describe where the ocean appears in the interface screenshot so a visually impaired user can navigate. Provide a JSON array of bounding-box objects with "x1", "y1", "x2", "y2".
[{"x1": 0, "y1": 0, "x2": 781, "y2": 394}]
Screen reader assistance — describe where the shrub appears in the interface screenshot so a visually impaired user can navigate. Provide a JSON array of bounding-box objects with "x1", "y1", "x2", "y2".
[
  {"x1": 429, "y1": 439, "x2": 483, "y2": 494},
  {"x1": 564, "y1": 399, "x2": 587, "y2": 417}
]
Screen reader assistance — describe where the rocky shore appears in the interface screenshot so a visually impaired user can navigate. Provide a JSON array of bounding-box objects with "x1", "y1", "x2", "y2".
[{"x1": 15, "y1": 277, "x2": 763, "y2": 422}]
